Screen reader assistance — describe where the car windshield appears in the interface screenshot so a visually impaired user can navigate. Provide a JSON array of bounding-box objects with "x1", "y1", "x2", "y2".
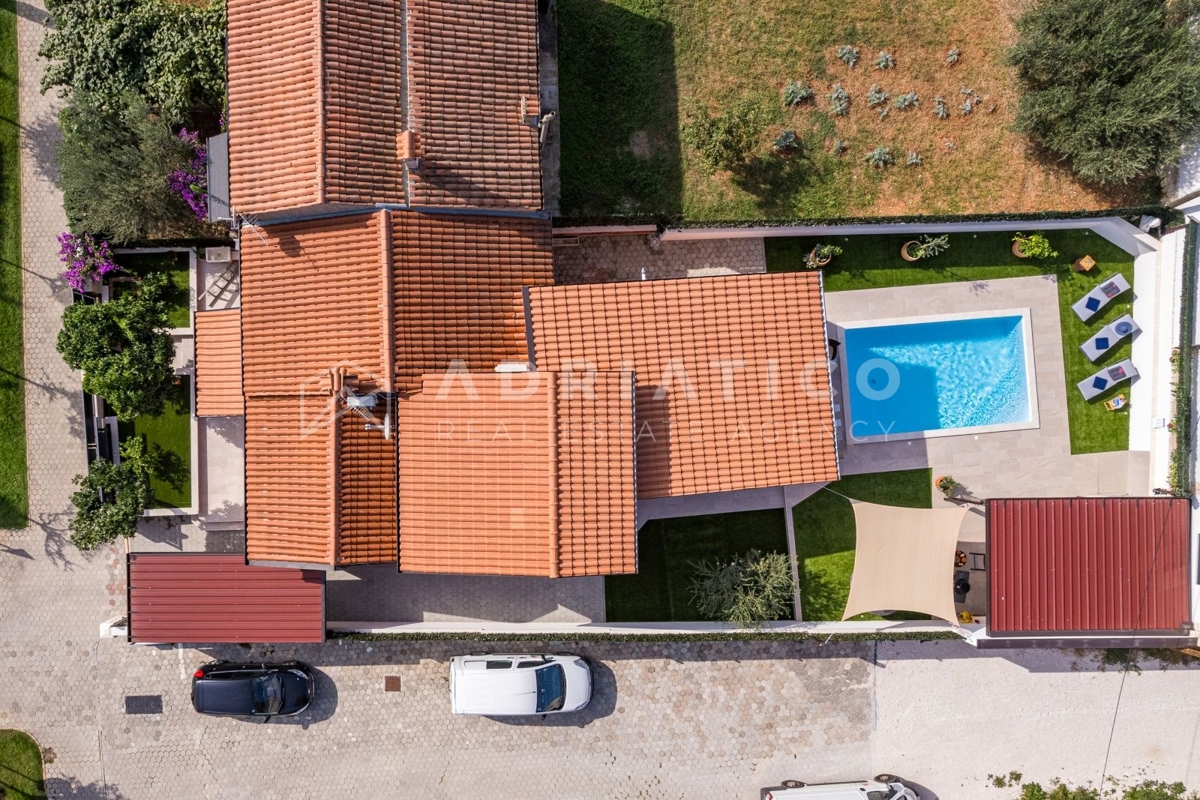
[
  {"x1": 250, "y1": 675, "x2": 283, "y2": 716},
  {"x1": 534, "y1": 664, "x2": 566, "y2": 713}
]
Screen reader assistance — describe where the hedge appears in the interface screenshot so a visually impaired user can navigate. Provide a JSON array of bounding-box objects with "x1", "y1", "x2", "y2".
[
  {"x1": 1170, "y1": 221, "x2": 1197, "y2": 497},
  {"x1": 328, "y1": 630, "x2": 965, "y2": 644}
]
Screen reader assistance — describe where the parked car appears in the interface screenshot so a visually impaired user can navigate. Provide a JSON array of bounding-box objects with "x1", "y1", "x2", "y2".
[
  {"x1": 449, "y1": 654, "x2": 592, "y2": 716},
  {"x1": 191, "y1": 661, "x2": 315, "y2": 719},
  {"x1": 761, "y1": 776, "x2": 916, "y2": 800}
]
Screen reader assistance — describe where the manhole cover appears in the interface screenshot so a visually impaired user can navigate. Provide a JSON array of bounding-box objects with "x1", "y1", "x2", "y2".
[
  {"x1": 384, "y1": 676, "x2": 402, "y2": 693},
  {"x1": 124, "y1": 695, "x2": 163, "y2": 715}
]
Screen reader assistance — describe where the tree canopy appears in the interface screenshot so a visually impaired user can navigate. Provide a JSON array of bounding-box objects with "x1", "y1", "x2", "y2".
[
  {"x1": 690, "y1": 549, "x2": 794, "y2": 627},
  {"x1": 40, "y1": 0, "x2": 227, "y2": 124},
  {"x1": 1007, "y1": 0, "x2": 1200, "y2": 185},
  {"x1": 69, "y1": 437, "x2": 154, "y2": 550},
  {"x1": 56, "y1": 271, "x2": 177, "y2": 421}
]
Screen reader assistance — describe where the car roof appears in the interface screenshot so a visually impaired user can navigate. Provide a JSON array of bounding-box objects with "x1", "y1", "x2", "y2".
[
  {"x1": 194, "y1": 675, "x2": 258, "y2": 714},
  {"x1": 451, "y1": 658, "x2": 550, "y2": 714}
]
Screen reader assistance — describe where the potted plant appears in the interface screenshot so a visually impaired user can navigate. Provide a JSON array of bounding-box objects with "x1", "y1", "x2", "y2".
[
  {"x1": 935, "y1": 474, "x2": 961, "y2": 497},
  {"x1": 1011, "y1": 232, "x2": 1058, "y2": 259},
  {"x1": 805, "y1": 243, "x2": 843, "y2": 269},
  {"x1": 900, "y1": 234, "x2": 950, "y2": 262}
]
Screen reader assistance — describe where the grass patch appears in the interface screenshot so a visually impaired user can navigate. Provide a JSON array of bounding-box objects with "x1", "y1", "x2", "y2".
[
  {"x1": 0, "y1": 0, "x2": 28, "y2": 529},
  {"x1": 605, "y1": 509, "x2": 790, "y2": 622},
  {"x1": 0, "y1": 730, "x2": 45, "y2": 800},
  {"x1": 117, "y1": 376, "x2": 191, "y2": 509},
  {"x1": 766, "y1": 228, "x2": 1135, "y2": 453},
  {"x1": 114, "y1": 251, "x2": 191, "y2": 329},
  {"x1": 557, "y1": 0, "x2": 1148, "y2": 220},
  {"x1": 793, "y1": 469, "x2": 931, "y2": 621}
]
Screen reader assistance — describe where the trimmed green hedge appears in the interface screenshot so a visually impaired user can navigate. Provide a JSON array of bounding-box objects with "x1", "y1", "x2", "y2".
[
  {"x1": 329, "y1": 630, "x2": 963, "y2": 644},
  {"x1": 1170, "y1": 221, "x2": 1197, "y2": 497}
]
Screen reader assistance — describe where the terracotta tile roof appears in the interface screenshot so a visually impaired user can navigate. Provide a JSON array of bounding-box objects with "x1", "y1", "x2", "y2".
[
  {"x1": 194, "y1": 309, "x2": 244, "y2": 417},
  {"x1": 988, "y1": 498, "x2": 1192, "y2": 637},
  {"x1": 240, "y1": 212, "x2": 393, "y2": 397},
  {"x1": 406, "y1": 0, "x2": 543, "y2": 210},
  {"x1": 226, "y1": 0, "x2": 541, "y2": 215},
  {"x1": 337, "y1": 409, "x2": 399, "y2": 564},
  {"x1": 128, "y1": 554, "x2": 325, "y2": 644},
  {"x1": 227, "y1": 0, "x2": 322, "y2": 214},
  {"x1": 397, "y1": 371, "x2": 636, "y2": 577},
  {"x1": 527, "y1": 273, "x2": 839, "y2": 499},
  {"x1": 391, "y1": 213, "x2": 553, "y2": 391},
  {"x1": 245, "y1": 395, "x2": 337, "y2": 566}
]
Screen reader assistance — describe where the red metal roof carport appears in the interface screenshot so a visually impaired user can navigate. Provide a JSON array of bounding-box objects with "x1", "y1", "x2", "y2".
[
  {"x1": 986, "y1": 497, "x2": 1193, "y2": 646},
  {"x1": 128, "y1": 554, "x2": 326, "y2": 644}
]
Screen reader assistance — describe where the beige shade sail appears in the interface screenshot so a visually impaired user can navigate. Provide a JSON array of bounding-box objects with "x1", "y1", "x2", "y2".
[{"x1": 841, "y1": 502, "x2": 968, "y2": 624}]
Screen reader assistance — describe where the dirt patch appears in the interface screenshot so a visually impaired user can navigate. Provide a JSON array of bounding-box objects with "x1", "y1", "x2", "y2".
[{"x1": 628, "y1": 130, "x2": 653, "y2": 160}]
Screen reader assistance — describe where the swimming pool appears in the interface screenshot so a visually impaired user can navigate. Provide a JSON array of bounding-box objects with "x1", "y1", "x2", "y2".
[{"x1": 840, "y1": 310, "x2": 1038, "y2": 441}]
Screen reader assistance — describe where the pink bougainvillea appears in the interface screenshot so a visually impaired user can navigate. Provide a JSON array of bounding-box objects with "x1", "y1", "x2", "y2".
[
  {"x1": 168, "y1": 128, "x2": 208, "y2": 221},
  {"x1": 58, "y1": 232, "x2": 119, "y2": 292}
]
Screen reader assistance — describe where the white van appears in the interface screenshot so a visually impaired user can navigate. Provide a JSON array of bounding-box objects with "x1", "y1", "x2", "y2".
[
  {"x1": 761, "y1": 776, "x2": 916, "y2": 800},
  {"x1": 449, "y1": 654, "x2": 592, "y2": 716}
]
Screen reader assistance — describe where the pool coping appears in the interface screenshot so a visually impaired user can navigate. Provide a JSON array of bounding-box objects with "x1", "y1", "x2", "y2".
[{"x1": 833, "y1": 307, "x2": 1041, "y2": 443}]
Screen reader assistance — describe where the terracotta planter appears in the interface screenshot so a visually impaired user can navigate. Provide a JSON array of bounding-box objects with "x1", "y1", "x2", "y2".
[
  {"x1": 1012, "y1": 240, "x2": 1029, "y2": 258},
  {"x1": 900, "y1": 241, "x2": 921, "y2": 262},
  {"x1": 814, "y1": 254, "x2": 832, "y2": 267}
]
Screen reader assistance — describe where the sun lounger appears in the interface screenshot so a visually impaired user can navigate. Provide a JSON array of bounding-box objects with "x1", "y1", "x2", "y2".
[
  {"x1": 1077, "y1": 359, "x2": 1138, "y2": 401},
  {"x1": 1072, "y1": 273, "x2": 1131, "y2": 321},
  {"x1": 1079, "y1": 314, "x2": 1140, "y2": 362}
]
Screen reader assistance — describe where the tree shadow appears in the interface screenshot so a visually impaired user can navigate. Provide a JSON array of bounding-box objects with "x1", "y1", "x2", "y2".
[
  {"x1": 21, "y1": 110, "x2": 64, "y2": 189},
  {"x1": 43, "y1": 776, "x2": 132, "y2": 799},
  {"x1": 146, "y1": 443, "x2": 187, "y2": 494},
  {"x1": 730, "y1": 152, "x2": 817, "y2": 216}
]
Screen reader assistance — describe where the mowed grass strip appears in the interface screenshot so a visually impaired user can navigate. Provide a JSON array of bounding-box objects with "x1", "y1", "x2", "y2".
[
  {"x1": 0, "y1": 729, "x2": 46, "y2": 800},
  {"x1": 0, "y1": 0, "x2": 28, "y2": 528}
]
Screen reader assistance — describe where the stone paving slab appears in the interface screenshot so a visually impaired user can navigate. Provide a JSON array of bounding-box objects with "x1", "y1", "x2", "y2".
[{"x1": 554, "y1": 234, "x2": 766, "y2": 284}]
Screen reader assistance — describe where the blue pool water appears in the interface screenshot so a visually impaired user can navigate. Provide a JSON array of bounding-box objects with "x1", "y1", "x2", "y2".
[{"x1": 843, "y1": 315, "x2": 1031, "y2": 438}]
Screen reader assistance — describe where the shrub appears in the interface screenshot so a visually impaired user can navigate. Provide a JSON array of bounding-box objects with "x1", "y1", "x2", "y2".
[
  {"x1": 864, "y1": 146, "x2": 894, "y2": 169},
  {"x1": 58, "y1": 232, "x2": 119, "y2": 292},
  {"x1": 828, "y1": 84, "x2": 850, "y2": 116},
  {"x1": 56, "y1": 272, "x2": 177, "y2": 421},
  {"x1": 782, "y1": 81, "x2": 813, "y2": 106},
  {"x1": 168, "y1": 128, "x2": 208, "y2": 221},
  {"x1": 875, "y1": 50, "x2": 896, "y2": 69},
  {"x1": 832, "y1": 139, "x2": 849, "y2": 155},
  {"x1": 68, "y1": 437, "x2": 154, "y2": 550},
  {"x1": 1015, "y1": 780, "x2": 1197, "y2": 800},
  {"x1": 1013, "y1": 232, "x2": 1059, "y2": 259},
  {"x1": 772, "y1": 129, "x2": 800, "y2": 155},
  {"x1": 913, "y1": 233, "x2": 950, "y2": 259},
  {"x1": 836, "y1": 45, "x2": 860, "y2": 67},
  {"x1": 946, "y1": 48, "x2": 961, "y2": 65},
  {"x1": 689, "y1": 549, "x2": 794, "y2": 627},
  {"x1": 40, "y1": 0, "x2": 227, "y2": 124},
  {"x1": 804, "y1": 243, "x2": 843, "y2": 268},
  {"x1": 906, "y1": 150, "x2": 922, "y2": 166},
  {"x1": 893, "y1": 91, "x2": 919, "y2": 110},
  {"x1": 58, "y1": 92, "x2": 198, "y2": 242},
  {"x1": 682, "y1": 100, "x2": 770, "y2": 170},
  {"x1": 933, "y1": 96, "x2": 949, "y2": 119},
  {"x1": 960, "y1": 98, "x2": 974, "y2": 116},
  {"x1": 867, "y1": 85, "x2": 890, "y2": 108},
  {"x1": 1007, "y1": 0, "x2": 1200, "y2": 185}
]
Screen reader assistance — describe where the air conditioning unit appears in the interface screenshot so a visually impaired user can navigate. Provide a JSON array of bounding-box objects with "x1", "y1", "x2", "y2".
[{"x1": 205, "y1": 246, "x2": 233, "y2": 263}]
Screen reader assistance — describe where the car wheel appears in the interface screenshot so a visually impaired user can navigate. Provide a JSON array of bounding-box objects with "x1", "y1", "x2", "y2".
[
  {"x1": 874, "y1": 774, "x2": 900, "y2": 784},
  {"x1": 782, "y1": 780, "x2": 806, "y2": 788}
]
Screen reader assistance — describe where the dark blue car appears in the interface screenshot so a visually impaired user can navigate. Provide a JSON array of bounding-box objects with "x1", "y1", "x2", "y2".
[{"x1": 191, "y1": 661, "x2": 314, "y2": 719}]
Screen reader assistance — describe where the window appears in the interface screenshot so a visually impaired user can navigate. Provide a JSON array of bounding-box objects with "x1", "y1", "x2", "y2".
[
  {"x1": 517, "y1": 659, "x2": 546, "y2": 669},
  {"x1": 485, "y1": 660, "x2": 512, "y2": 670},
  {"x1": 535, "y1": 664, "x2": 566, "y2": 713},
  {"x1": 250, "y1": 675, "x2": 283, "y2": 716}
]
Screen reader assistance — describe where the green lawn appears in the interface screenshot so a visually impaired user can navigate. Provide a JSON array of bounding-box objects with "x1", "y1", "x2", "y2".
[
  {"x1": 766, "y1": 228, "x2": 1135, "y2": 453},
  {"x1": 793, "y1": 469, "x2": 931, "y2": 621},
  {"x1": 0, "y1": 730, "x2": 45, "y2": 800},
  {"x1": 0, "y1": 0, "x2": 28, "y2": 529},
  {"x1": 605, "y1": 509, "x2": 790, "y2": 622},
  {"x1": 117, "y1": 376, "x2": 192, "y2": 509},
  {"x1": 115, "y1": 251, "x2": 192, "y2": 329}
]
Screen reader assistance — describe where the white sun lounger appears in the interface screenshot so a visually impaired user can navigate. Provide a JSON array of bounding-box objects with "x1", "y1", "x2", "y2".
[
  {"x1": 1072, "y1": 273, "x2": 1131, "y2": 322},
  {"x1": 1079, "y1": 314, "x2": 1140, "y2": 362},
  {"x1": 1077, "y1": 358, "x2": 1138, "y2": 401}
]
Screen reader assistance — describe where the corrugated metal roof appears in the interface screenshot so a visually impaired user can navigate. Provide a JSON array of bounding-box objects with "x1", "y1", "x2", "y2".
[
  {"x1": 987, "y1": 497, "x2": 1192, "y2": 636},
  {"x1": 527, "y1": 272, "x2": 839, "y2": 499},
  {"x1": 128, "y1": 554, "x2": 325, "y2": 643},
  {"x1": 195, "y1": 309, "x2": 244, "y2": 417}
]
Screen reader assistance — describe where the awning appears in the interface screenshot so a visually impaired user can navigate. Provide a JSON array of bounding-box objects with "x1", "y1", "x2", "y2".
[{"x1": 841, "y1": 502, "x2": 967, "y2": 624}]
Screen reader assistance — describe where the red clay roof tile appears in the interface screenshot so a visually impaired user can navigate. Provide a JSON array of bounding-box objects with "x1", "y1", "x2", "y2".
[
  {"x1": 337, "y1": 408, "x2": 399, "y2": 564},
  {"x1": 194, "y1": 309, "x2": 244, "y2": 417},
  {"x1": 528, "y1": 273, "x2": 839, "y2": 498}
]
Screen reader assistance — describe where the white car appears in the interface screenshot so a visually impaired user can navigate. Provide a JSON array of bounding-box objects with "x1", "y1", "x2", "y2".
[
  {"x1": 449, "y1": 654, "x2": 592, "y2": 716},
  {"x1": 761, "y1": 776, "x2": 917, "y2": 800}
]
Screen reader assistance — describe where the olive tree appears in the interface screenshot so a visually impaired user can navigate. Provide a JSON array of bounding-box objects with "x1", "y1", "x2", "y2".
[
  {"x1": 690, "y1": 549, "x2": 794, "y2": 627},
  {"x1": 69, "y1": 437, "x2": 154, "y2": 550}
]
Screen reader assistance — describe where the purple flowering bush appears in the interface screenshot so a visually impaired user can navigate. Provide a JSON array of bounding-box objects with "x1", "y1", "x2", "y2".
[
  {"x1": 168, "y1": 128, "x2": 207, "y2": 221},
  {"x1": 58, "y1": 232, "x2": 119, "y2": 292}
]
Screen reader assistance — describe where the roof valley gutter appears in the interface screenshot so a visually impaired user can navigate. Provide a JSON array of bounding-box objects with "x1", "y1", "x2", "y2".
[
  {"x1": 315, "y1": 0, "x2": 327, "y2": 204},
  {"x1": 547, "y1": 372, "x2": 560, "y2": 579},
  {"x1": 380, "y1": 210, "x2": 396, "y2": 391}
]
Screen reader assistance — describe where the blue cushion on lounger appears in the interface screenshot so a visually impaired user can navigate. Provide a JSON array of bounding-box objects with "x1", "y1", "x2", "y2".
[
  {"x1": 1092, "y1": 376, "x2": 1108, "y2": 390},
  {"x1": 1094, "y1": 337, "x2": 1110, "y2": 350},
  {"x1": 1085, "y1": 297, "x2": 1102, "y2": 312},
  {"x1": 1114, "y1": 321, "x2": 1133, "y2": 336}
]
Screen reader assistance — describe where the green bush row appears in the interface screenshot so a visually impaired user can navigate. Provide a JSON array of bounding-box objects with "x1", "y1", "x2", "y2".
[
  {"x1": 329, "y1": 630, "x2": 964, "y2": 644},
  {"x1": 1170, "y1": 221, "x2": 1197, "y2": 497}
]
